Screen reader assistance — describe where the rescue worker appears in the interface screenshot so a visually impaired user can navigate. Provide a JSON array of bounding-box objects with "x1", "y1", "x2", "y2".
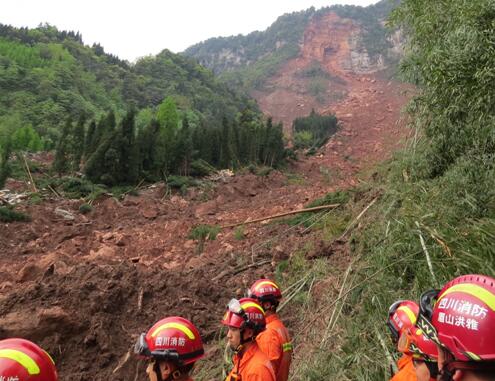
[
  {"x1": 0, "y1": 338, "x2": 58, "y2": 380},
  {"x1": 398, "y1": 326, "x2": 438, "y2": 381},
  {"x1": 247, "y1": 279, "x2": 292, "y2": 381},
  {"x1": 222, "y1": 297, "x2": 276, "y2": 381},
  {"x1": 134, "y1": 316, "x2": 204, "y2": 381},
  {"x1": 387, "y1": 300, "x2": 420, "y2": 381},
  {"x1": 417, "y1": 274, "x2": 495, "y2": 381}
]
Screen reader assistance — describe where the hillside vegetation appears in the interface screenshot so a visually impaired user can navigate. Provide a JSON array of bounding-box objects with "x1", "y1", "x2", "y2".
[
  {"x1": 184, "y1": 0, "x2": 400, "y2": 91},
  {"x1": 0, "y1": 23, "x2": 253, "y2": 150},
  {"x1": 285, "y1": 0, "x2": 495, "y2": 379}
]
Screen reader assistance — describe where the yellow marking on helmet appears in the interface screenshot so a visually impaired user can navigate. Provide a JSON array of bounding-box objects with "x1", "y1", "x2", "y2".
[
  {"x1": 465, "y1": 352, "x2": 481, "y2": 361},
  {"x1": 0, "y1": 349, "x2": 40, "y2": 375},
  {"x1": 438, "y1": 284, "x2": 495, "y2": 311},
  {"x1": 255, "y1": 281, "x2": 279, "y2": 290},
  {"x1": 42, "y1": 349, "x2": 55, "y2": 365},
  {"x1": 240, "y1": 302, "x2": 265, "y2": 314},
  {"x1": 151, "y1": 322, "x2": 195, "y2": 340},
  {"x1": 415, "y1": 328, "x2": 423, "y2": 336},
  {"x1": 397, "y1": 306, "x2": 417, "y2": 324}
]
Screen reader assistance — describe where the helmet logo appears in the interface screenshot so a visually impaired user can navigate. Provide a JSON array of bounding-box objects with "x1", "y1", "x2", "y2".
[
  {"x1": 437, "y1": 297, "x2": 488, "y2": 331},
  {"x1": 155, "y1": 336, "x2": 187, "y2": 347},
  {"x1": 246, "y1": 312, "x2": 264, "y2": 321}
]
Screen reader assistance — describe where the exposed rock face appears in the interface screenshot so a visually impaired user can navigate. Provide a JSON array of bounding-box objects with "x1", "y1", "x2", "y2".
[
  {"x1": 252, "y1": 12, "x2": 404, "y2": 132},
  {"x1": 302, "y1": 13, "x2": 401, "y2": 74}
]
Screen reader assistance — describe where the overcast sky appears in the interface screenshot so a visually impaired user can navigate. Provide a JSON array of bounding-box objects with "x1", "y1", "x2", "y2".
[{"x1": 1, "y1": 0, "x2": 379, "y2": 62}]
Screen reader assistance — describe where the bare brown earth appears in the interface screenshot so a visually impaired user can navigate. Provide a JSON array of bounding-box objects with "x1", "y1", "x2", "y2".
[{"x1": 0, "y1": 12, "x2": 412, "y2": 381}]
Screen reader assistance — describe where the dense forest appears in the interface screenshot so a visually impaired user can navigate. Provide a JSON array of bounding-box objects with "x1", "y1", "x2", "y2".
[
  {"x1": 0, "y1": 23, "x2": 292, "y2": 187},
  {"x1": 184, "y1": 0, "x2": 401, "y2": 91},
  {"x1": 51, "y1": 98, "x2": 286, "y2": 186},
  {"x1": 292, "y1": 110, "x2": 338, "y2": 149},
  {"x1": 0, "y1": 23, "x2": 255, "y2": 150}
]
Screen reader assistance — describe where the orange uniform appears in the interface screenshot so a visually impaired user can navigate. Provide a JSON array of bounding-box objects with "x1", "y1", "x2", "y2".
[
  {"x1": 256, "y1": 314, "x2": 292, "y2": 381},
  {"x1": 226, "y1": 341, "x2": 276, "y2": 381},
  {"x1": 390, "y1": 354, "x2": 417, "y2": 381}
]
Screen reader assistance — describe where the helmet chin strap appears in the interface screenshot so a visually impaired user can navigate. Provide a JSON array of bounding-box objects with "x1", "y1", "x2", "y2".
[
  {"x1": 238, "y1": 328, "x2": 255, "y2": 348},
  {"x1": 438, "y1": 366, "x2": 455, "y2": 381}
]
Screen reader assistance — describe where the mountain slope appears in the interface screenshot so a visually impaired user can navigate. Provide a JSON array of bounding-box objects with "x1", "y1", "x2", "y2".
[
  {"x1": 0, "y1": 24, "x2": 253, "y2": 148},
  {"x1": 184, "y1": 0, "x2": 403, "y2": 132},
  {"x1": 184, "y1": 0, "x2": 401, "y2": 91}
]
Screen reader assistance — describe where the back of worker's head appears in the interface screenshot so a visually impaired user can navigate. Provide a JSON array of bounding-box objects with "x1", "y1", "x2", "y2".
[
  {"x1": 387, "y1": 299, "x2": 419, "y2": 343},
  {"x1": 247, "y1": 278, "x2": 282, "y2": 312},
  {"x1": 222, "y1": 297, "x2": 266, "y2": 336},
  {"x1": 416, "y1": 274, "x2": 495, "y2": 381},
  {"x1": 0, "y1": 338, "x2": 58, "y2": 381}
]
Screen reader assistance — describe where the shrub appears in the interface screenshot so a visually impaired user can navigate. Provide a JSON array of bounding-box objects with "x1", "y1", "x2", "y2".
[
  {"x1": 79, "y1": 203, "x2": 93, "y2": 214},
  {"x1": 0, "y1": 206, "x2": 30, "y2": 222},
  {"x1": 189, "y1": 224, "x2": 221, "y2": 241}
]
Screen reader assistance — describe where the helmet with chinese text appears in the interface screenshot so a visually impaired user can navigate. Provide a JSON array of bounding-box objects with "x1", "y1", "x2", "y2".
[
  {"x1": 222, "y1": 297, "x2": 266, "y2": 335},
  {"x1": 248, "y1": 279, "x2": 282, "y2": 305},
  {"x1": 387, "y1": 300, "x2": 419, "y2": 342},
  {"x1": 0, "y1": 338, "x2": 58, "y2": 381},
  {"x1": 430, "y1": 274, "x2": 495, "y2": 361},
  {"x1": 137, "y1": 317, "x2": 204, "y2": 366},
  {"x1": 398, "y1": 326, "x2": 438, "y2": 362}
]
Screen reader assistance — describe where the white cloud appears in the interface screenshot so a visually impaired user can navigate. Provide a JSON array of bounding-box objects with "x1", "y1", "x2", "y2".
[{"x1": 0, "y1": 0, "x2": 379, "y2": 62}]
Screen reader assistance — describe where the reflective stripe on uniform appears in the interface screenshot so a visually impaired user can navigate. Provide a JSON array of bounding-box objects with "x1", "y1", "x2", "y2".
[{"x1": 282, "y1": 342, "x2": 293, "y2": 352}]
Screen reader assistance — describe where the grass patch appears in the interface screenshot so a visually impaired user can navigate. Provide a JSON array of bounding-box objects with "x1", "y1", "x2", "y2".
[
  {"x1": 286, "y1": 190, "x2": 352, "y2": 228},
  {"x1": 189, "y1": 224, "x2": 221, "y2": 241},
  {"x1": 79, "y1": 203, "x2": 93, "y2": 214},
  {"x1": 286, "y1": 172, "x2": 306, "y2": 186},
  {"x1": 0, "y1": 206, "x2": 30, "y2": 222},
  {"x1": 233, "y1": 226, "x2": 245, "y2": 240},
  {"x1": 189, "y1": 224, "x2": 221, "y2": 255},
  {"x1": 289, "y1": 151, "x2": 495, "y2": 380}
]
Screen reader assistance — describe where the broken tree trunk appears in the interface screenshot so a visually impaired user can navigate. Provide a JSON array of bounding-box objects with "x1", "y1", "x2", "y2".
[{"x1": 221, "y1": 204, "x2": 340, "y2": 229}]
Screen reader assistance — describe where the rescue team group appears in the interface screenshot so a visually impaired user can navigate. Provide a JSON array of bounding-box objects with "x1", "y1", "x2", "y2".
[{"x1": 0, "y1": 274, "x2": 494, "y2": 380}]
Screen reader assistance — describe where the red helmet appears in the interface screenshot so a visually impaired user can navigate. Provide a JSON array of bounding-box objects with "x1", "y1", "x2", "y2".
[
  {"x1": 387, "y1": 300, "x2": 419, "y2": 342},
  {"x1": 398, "y1": 326, "x2": 438, "y2": 362},
  {"x1": 248, "y1": 279, "x2": 282, "y2": 305},
  {"x1": 417, "y1": 274, "x2": 495, "y2": 362},
  {"x1": 221, "y1": 298, "x2": 266, "y2": 334},
  {"x1": 134, "y1": 317, "x2": 204, "y2": 366},
  {"x1": 0, "y1": 338, "x2": 58, "y2": 381}
]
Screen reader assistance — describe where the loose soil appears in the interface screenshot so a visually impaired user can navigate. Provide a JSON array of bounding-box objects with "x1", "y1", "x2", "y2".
[{"x1": 0, "y1": 12, "x2": 412, "y2": 381}]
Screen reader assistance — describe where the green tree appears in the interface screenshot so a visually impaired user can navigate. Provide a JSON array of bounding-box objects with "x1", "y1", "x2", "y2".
[
  {"x1": 220, "y1": 116, "x2": 235, "y2": 168},
  {"x1": 71, "y1": 115, "x2": 85, "y2": 171},
  {"x1": 155, "y1": 97, "x2": 179, "y2": 176},
  {"x1": 117, "y1": 109, "x2": 139, "y2": 184},
  {"x1": 53, "y1": 117, "x2": 72, "y2": 175},
  {"x1": 84, "y1": 120, "x2": 96, "y2": 160},
  {"x1": 0, "y1": 137, "x2": 11, "y2": 188},
  {"x1": 174, "y1": 115, "x2": 194, "y2": 175}
]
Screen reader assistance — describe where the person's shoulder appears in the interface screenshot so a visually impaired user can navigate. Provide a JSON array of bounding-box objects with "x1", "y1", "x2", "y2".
[{"x1": 251, "y1": 348, "x2": 276, "y2": 378}]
